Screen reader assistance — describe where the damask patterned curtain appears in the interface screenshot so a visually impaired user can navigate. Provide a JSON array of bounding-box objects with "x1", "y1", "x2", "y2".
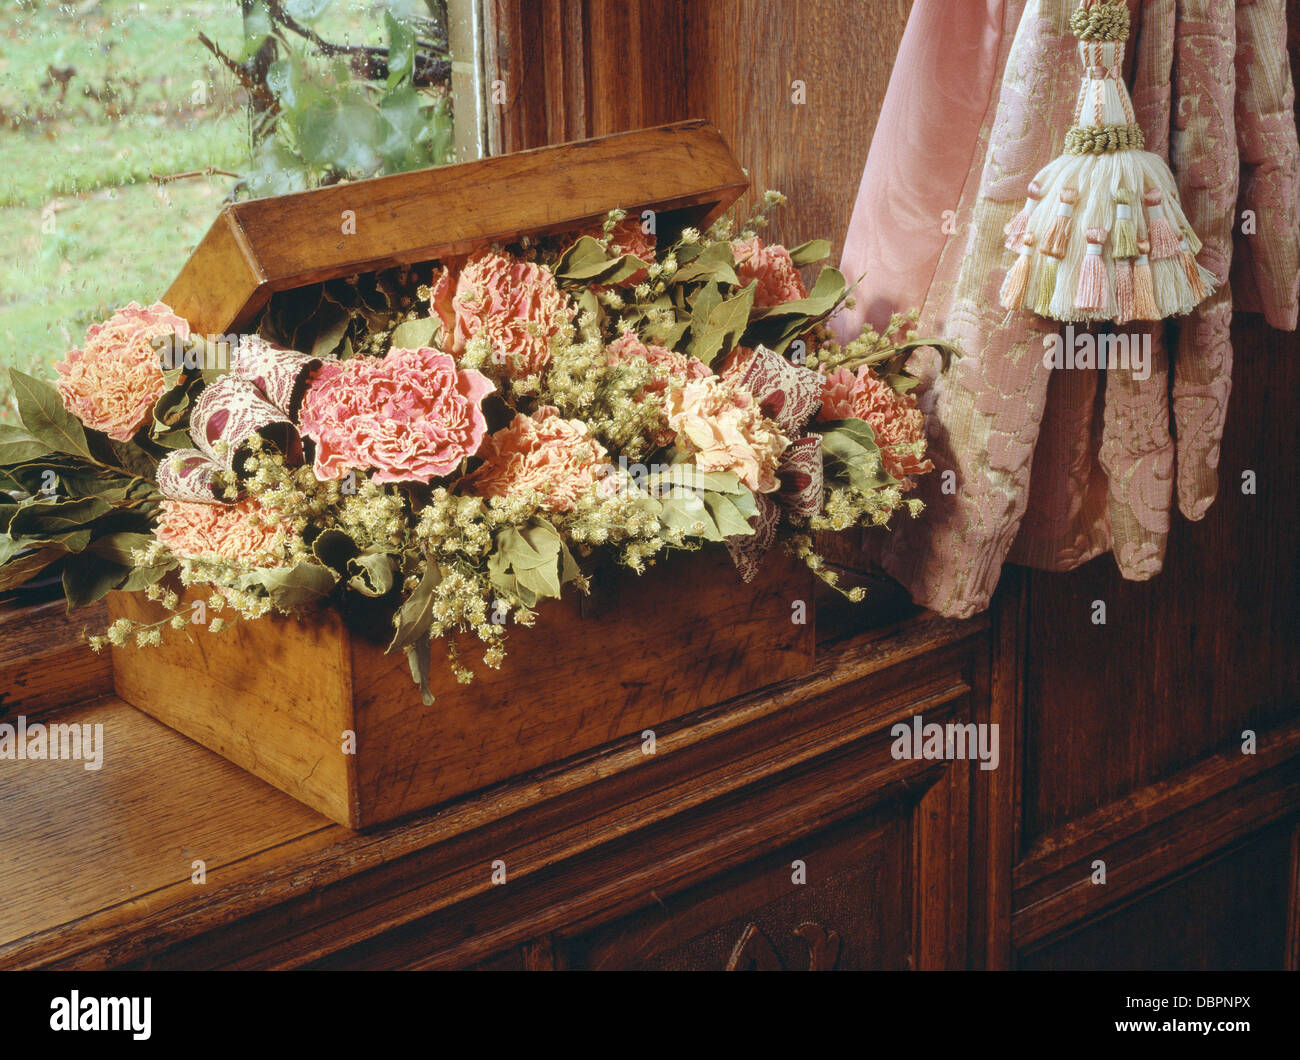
[{"x1": 835, "y1": 0, "x2": 1298, "y2": 618}]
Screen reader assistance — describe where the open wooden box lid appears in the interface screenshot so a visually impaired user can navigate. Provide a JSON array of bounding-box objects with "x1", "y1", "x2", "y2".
[{"x1": 166, "y1": 119, "x2": 748, "y2": 335}]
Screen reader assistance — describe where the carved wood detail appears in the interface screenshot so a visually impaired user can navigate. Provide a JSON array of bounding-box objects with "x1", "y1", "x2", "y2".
[{"x1": 725, "y1": 922, "x2": 842, "y2": 971}]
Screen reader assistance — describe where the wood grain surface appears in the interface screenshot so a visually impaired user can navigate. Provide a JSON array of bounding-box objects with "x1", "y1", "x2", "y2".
[
  {"x1": 165, "y1": 120, "x2": 747, "y2": 334},
  {"x1": 489, "y1": 0, "x2": 909, "y2": 262},
  {"x1": 108, "y1": 549, "x2": 814, "y2": 829},
  {"x1": 0, "y1": 696, "x2": 328, "y2": 948},
  {"x1": 683, "y1": 0, "x2": 910, "y2": 260},
  {"x1": 107, "y1": 591, "x2": 359, "y2": 827},
  {"x1": 0, "y1": 609, "x2": 986, "y2": 969},
  {"x1": 0, "y1": 599, "x2": 110, "y2": 715}
]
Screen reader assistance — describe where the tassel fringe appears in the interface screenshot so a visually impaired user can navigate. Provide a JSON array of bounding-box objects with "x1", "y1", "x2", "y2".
[
  {"x1": 1042, "y1": 188, "x2": 1079, "y2": 258},
  {"x1": 1112, "y1": 189, "x2": 1138, "y2": 259},
  {"x1": 1000, "y1": 233, "x2": 1035, "y2": 310},
  {"x1": 1133, "y1": 242, "x2": 1159, "y2": 320},
  {"x1": 1143, "y1": 188, "x2": 1182, "y2": 261},
  {"x1": 1179, "y1": 237, "x2": 1210, "y2": 302},
  {"x1": 1034, "y1": 252, "x2": 1062, "y2": 317},
  {"x1": 998, "y1": 0, "x2": 1213, "y2": 324},
  {"x1": 1115, "y1": 258, "x2": 1135, "y2": 324},
  {"x1": 1004, "y1": 181, "x2": 1044, "y2": 250},
  {"x1": 1075, "y1": 227, "x2": 1109, "y2": 312}
]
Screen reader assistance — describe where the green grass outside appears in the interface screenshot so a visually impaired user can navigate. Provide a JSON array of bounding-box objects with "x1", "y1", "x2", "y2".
[{"x1": 0, "y1": 0, "x2": 413, "y2": 422}]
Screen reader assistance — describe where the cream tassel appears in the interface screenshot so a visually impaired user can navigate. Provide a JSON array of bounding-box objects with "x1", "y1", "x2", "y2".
[
  {"x1": 1153, "y1": 255, "x2": 1193, "y2": 315},
  {"x1": 1001, "y1": 0, "x2": 1212, "y2": 324}
]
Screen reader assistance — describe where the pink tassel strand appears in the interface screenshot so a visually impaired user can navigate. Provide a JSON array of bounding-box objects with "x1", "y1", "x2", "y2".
[
  {"x1": 1000, "y1": 232, "x2": 1035, "y2": 310},
  {"x1": 1043, "y1": 188, "x2": 1079, "y2": 258},
  {"x1": 1133, "y1": 240, "x2": 1158, "y2": 318},
  {"x1": 1143, "y1": 188, "x2": 1182, "y2": 261},
  {"x1": 1115, "y1": 259, "x2": 1135, "y2": 324},
  {"x1": 1075, "y1": 227, "x2": 1109, "y2": 312},
  {"x1": 1179, "y1": 237, "x2": 1210, "y2": 301},
  {"x1": 1004, "y1": 181, "x2": 1043, "y2": 251}
]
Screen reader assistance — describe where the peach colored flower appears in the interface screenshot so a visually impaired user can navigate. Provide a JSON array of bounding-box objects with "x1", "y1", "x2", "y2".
[
  {"x1": 299, "y1": 346, "x2": 494, "y2": 483},
  {"x1": 55, "y1": 301, "x2": 190, "y2": 442},
  {"x1": 607, "y1": 331, "x2": 712, "y2": 447},
  {"x1": 467, "y1": 406, "x2": 609, "y2": 513},
  {"x1": 606, "y1": 330, "x2": 711, "y2": 397},
  {"x1": 154, "y1": 498, "x2": 292, "y2": 564},
  {"x1": 733, "y1": 237, "x2": 807, "y2": 308},
  {"x1": 818, "y1": 366, "x2": 933, "y2": 488},
  {"x1": 450, "y1": 250, "x2": 574, "y2": 375},
  {"x1": 665, "y1": 376, "x2": 789, "y2": 494}
]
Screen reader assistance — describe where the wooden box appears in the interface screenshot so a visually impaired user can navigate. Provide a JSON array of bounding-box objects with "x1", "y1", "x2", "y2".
[
  {"x1": 107, "y1": 121, "x2": 816, "y2": 829},
  {"x1": 108, "y1": 551, "x2": 812, "y2": 829}
]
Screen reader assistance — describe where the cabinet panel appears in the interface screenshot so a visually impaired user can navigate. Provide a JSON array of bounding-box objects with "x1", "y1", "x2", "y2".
[
  {"x1": 1017, "y1": 822, "x2": 1296, "y2": 971},
  {"x1": 561, "y1": 811, "x2": 912, "y2": 971},
  {"x1": 1020, "y1": 313, "x2": 1300, "y2": 844}
]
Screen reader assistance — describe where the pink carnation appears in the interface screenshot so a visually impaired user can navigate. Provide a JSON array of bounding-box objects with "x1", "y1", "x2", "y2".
[
  {"x1": 467, "y1": 406, "x2": 609, "y2": 513},
  {"x1": 154, "y1": 498, "x2": 293, "y2": 564},
  {"x1": 574, "y1": 216, "x2": 657, "y2": 285},
  {"x1": 818, "y1": 366, "x2": 933, "y2": 488},
  {"x1": 733, "y1": 237, "x2": 807, "y2": 308},
  {"x1": 55, "y1": 301, "x2": 190, "y2": 442},
  {"x1": 665, "y1": 377, "x2": 789, "y2": 494},
  {"x1": 450, "y1": 250, "x2": 574, "y2": 376},
  {"x1": 299, "y1": 347, "x2": 494, "y2": 483}
]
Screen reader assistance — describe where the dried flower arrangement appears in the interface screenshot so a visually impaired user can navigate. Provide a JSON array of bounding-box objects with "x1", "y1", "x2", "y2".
[{"x1": 0, "y1": 194, "x2": 949, "y2": 702}]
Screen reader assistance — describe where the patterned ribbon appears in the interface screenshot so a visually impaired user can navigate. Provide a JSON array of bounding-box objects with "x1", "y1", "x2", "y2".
[
  {"x1": 157, "y1": 337, "x2": 322, "y2": 503},
  {"x1": 155, "y1": 448, "x2": 230, "y2": 503},
  {"x1": 724, "y1": 345, "x2": 826, "y2": 582},
  {"x1": 231, "y1": 334, "x2": 321, "y2": 418}
]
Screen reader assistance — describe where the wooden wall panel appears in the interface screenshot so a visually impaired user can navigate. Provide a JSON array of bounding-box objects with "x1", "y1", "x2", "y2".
[
  {"x1": 487, "y1": 0, "x2": 688, "y2": 152},
  {"x1": 489, "y1": 0, "x2": 909, "y2": 259},
  {"x1": 682, "y1": 0, "x2": 909, "y2": 259},
  {"x1": 1020, "y1": 318, "x2": 1300, "y2": 842},
  {"x1": 1018, "y1": 822, "x2": 1296, "y2": 971}
]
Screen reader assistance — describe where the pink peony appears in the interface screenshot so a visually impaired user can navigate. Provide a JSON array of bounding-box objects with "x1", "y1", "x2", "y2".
[
  {"x1": 449, "y1": 250, "x2": 574, "y2": 375},
  {"x1": 154, "y1": 498, "x2": 293, "y2": 564},
  {"x1": 298, "y1": 347, "x2": 493, "y2": 483},
  {"x1": 818, "y1": 366, "x2": 933, "y2": 487},
  {"x1": 733, "y1": 237, "x2": 807, "y2": 308},
  {"x1": 665, "y1": 376, "x2": 789, "y2": 494},
  {"x1": 467, "y1": 406, "x2": 609, "y2": 513},
  {"x1": 55, "y1": 301, "x2": 190, "y2": 442}
]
